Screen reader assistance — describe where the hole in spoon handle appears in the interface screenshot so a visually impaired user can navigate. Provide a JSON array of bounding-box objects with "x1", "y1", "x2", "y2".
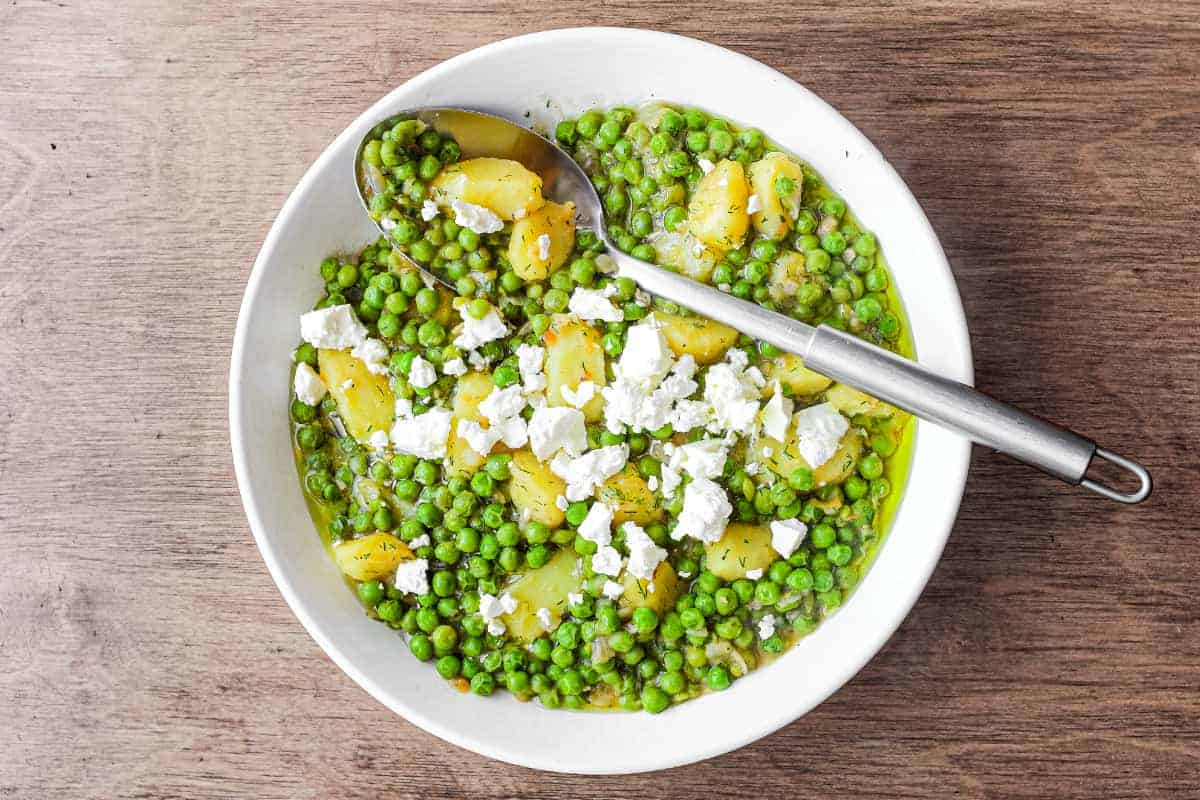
[{"x1": 1080, "y1": 447, "x2": 1153, "y2": 504}]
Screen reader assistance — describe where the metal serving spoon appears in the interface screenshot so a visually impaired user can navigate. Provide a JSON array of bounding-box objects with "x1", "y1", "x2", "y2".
[{"x1": 354, "y1": 108, "x2": 1152, "y2": 504}]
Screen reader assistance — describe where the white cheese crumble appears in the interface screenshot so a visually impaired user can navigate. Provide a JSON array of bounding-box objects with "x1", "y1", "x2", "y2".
[
  {"x1": 442, "y1": 357, "x2": 467, "y2": 376},
  {"x1": 591, "y1": 544, "x2": 623, "y2": 577},
  {"x1": 757, "y1": 613, "x2": 777, "y2": 641},
  {"x1": 528, "y1": 406, "x2": 588, "y2": 460},
  {"x1": 300, "y1": 304, "x2": 367, "y2": 350},
  {"x1": 366, "y1": 430, "x2": 390, "y2": 451},
  {"x1": 668, "y1": 438, "x2": 729, "y2": 480},
  {"x1": 623, "y1": 522, "x2": 667, "y2": 581},
  {"x1": 408, "y1": 534, "x2": 431, "y2": 549},
  {"x1": 293, "y1": 362, "x2": 327, "y2": 406},
  {"x1": 761, "y1": 382, "x2": 794, "y2": 441},
  {"x1": 350, "y1": 337, "x2": 390, "y2": 376},
  {"x1": 394, "y1": 558, "x2": 429, "y2": 596},
  {"x1": 577, "y1": 502, "x2": 614, "y2": 546},
  {"x1": 389, "y1": 407, "x2": 451, "y2": 459},
  {"x1": 619, "y1": 317, "x2": 674, "y2": 384},
  {"x1": 549, "y1": 445, "x2": 629, "y2": 501},
  {"x1": 745, "y1": 568, "x2": 764, "y2": 580},
  {"x1": 793, "y1": 402, "x2": 850, "y2": 469},
  {"x1": 457, "y1": 419, "x2": 500, "y2": 457},
  {"x1": 479, "y1": 591, "x2": 518, "y2": 636},
  {"x1": 450, "y1": 198, "x2": 504, "y2": 234},
  {"x1": 555, "y1": 495, "x2": 570, "y2": 511},
  {"x1": 559, "y1": 380, "x2": 596, "y2": 409},
  {"x1": 408, "y1": 355, "x2": 436, "y2": 389},
  {"x1": 420, "y1": 199, "x2": 439, "y2": 221},
  {"x1": 479, "y1": 384, "x2": 526, "y2": 423},
  {"x1": 671, "y1": 478, "x2": 733, "y2": 544},
  {"x1": 567, "y1": 287, "x2": 623, "y2": 322},
  {"x1": 770, "y1": 519, "x2": 808, "y2": 559},
  {"x1": 567, "y1": 591, "x2": 584, "y2": 607},
  {"x1": 747, "y1": 193, "x2": 762, "y2": 214},
  {"x1": 601, "y1": 579, "x2": 625, "y2": 599},
  {"x1": 702, "y1": 351, "x2": 763, "y2": 436},
  {"x1": 660, "y1": 464, "x2": 682, "y2": 498},
  {"x1": 647, "y1": 475, "x2": 659, "y2": 492},
  {"x1": 394, "y1": 396, "x2": 413, "y2": 419},
  {"x1": 340, "y1": 378, "x2": 355, "y2": 391},
  {"x1": 536, "y1": 607, "x2": 555, "y2": 630},
  {"x1": 453, "y1": 305, "x2": 508, "y2": 351},
  {"x1": 515, "y1": 344, "x2": 547, "y2": 394},
  {"x1": 536, "y1": 233, "x2": 552, "y2": 261},
  {"x1": 697, "y1": 157, "x2": 715, "y2": 174}
]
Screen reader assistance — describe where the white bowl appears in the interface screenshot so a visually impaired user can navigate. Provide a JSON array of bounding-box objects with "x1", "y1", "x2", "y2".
[{"x1": 231, "y1": 27, "x2": 973, "y2": 774}]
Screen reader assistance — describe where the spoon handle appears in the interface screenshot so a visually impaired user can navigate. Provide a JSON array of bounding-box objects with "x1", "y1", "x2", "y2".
[{"x1": 606, "y1": 248, "x2": 1152, "y2": 504}]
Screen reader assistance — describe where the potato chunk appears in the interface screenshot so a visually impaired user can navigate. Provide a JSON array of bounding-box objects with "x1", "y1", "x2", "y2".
[
  {"x1": 656, "y1": 312, "x2": 739, "y2": 365},
  {"x1": 317, "y1": 349, "x2": 395, "y2": 444},
  {"x1": 621, "y1": 561, "x2": 680, "y2": 614},
  {"x1": 508, "y1": 200, "x2": 576, "y2": 280},
  {"x1": 687, "y1": 160, "x2": 750, "y2": 250},
  {"x1": 705, "y1": 523, "x2": 778, "y2": 581},
  {"x1": 759, "y1": 426, "x2": 864, "y2": 488},
  {"x1": 824, "y1": 382, "x2": 893, "y2": 418},
  {"x1": 445, "y1": 371, "x2": 497, "y2": 477},
  {"x1": 773, "y1": 354, "x2": 833, "y2": 396},
  {"x1": 596, "y1": 464, "x2": 664, "y2": 526},
  {"x1": 544, "y1": 314, "x2": 606, "y2": 421},
  {"x1": 768, "y1": 251, "x2": 806, "y2": 302},
  {"x1": 333, "y1": 533, "x2": 413, "y2": 581},
  {"x1": 748, "y1": 152, "x2": 805, "y2": 240},
  {"x1": 507, "y1": 450, "x2": 567, "y2": 528},
  {"x1": 649, "y1": 230, "x2": 718, "y2": 282},
  {"x1": 503, "y1": 547, "x2": 582, "y2": 643},
  {"x1": 431, "y1": 157, "x2": 545, "y2": 221}
]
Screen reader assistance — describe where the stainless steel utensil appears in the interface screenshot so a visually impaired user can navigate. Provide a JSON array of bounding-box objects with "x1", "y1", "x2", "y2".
[{"x1": 355, "y1": 108, "x2": 1151, "y2": 504}]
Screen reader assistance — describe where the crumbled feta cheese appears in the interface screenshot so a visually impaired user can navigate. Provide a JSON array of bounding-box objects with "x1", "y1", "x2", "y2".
[
  {"x1": 577, "y1": 502, "x2": 613, "y2": 546},
  {"x1": 421, "y1": 199, "x2": 439, "y2": 221},
  {"x1": 624, "y1": 522, "x2": 667, "y2": 581},
  {"x1": 536, "y1": 233, "x2": 552, "y2": 261},
  {"x1": 408, "y1": 355, "x2": 436, "y2": 389},
  {"x1": 515, "y1": 344, "x2": 546, "y2": 393},
  {"x1": 554, "y1": 495, "x2": 570, "y2": 511},
  {"x1": 479, "y1": 592, "x2": 518, "y2": 634},
  {"x1": 745, "y1": 568, "x2": 764, "y2": 580},
  {"x1": 567, "y1": 591, "x2": 584, "y2": 607},
  {"x1": 761, "y1": 382, "x2": 794, "y2": 441},
  {"x1": 668, "y1": 438, "x2": 729, "y2": 480},
  {"x1": 528, "y1": 406, "x2": 587, "y2": 460},
  {"x1": 341, "y1": 378, "x2": 355, "y2": 391},
  {"x1": 488, "y1": 619, "x2": 506, "y2": 636},
  {"x1": 457, "y1": 419, "x2": 501, "y2": 457},
  {"x1": 793, "y1": 402, "x2": 850, "y2": 469},
  {"x1": 442, "y1": 357, "x2": 467, "y2": 376},
  {"x1": 454, "y1": 305, "x2": 508, "y2": 351},
  {"x1": 536, "y1": 607, "x2": 555, "y2": 630},
  {"x1": 618, "y1": 317, "x2": 674, "y2": 384},
  {"x1": 745, "y1": 462, "x2": 760, "y2": 476},
  {"x1": 549, "y1": 445, "x2": 629, "y2": 501},
  {"x1": 568, "y1": 287, "x2": 623, "y2": 322},
  {"x1": 394, "y1": 558, "x2": 429, "y2": 595},
  {"x1": 602, "y1": 579, "x2": 625, "y2": 599},
  {"x1": 479, "y1": 385, "x2": 527, "y2": 423},
  {"x1": 389, "y1": 407, "x2": 451, "y2": 458},
  {"x1": 671, "y1": 478, "x2": 732, "y2": 544},
  {"x1": 559, "y1": 380, "x2": 596, "y2": 409},
  {"x1": 367, "y1": 430, "x2": 390, "y2": 451},
  {"x1": 450, "y1": 199, "x2": 504, "y2": 234},
  {"x1": 697, "y1": 157, "x2": 715, "y2": 174},
  {"x1": 408, "y1": 534, "x2": 431, "y2": 549},
  {"x1": 493, "y1": 416, "x2": 528, "y2": 448},
  {"x1": 350, "y1": 337, "x2": 390, "y2": 376},
  {"x1": 591, "y1": 544, "x2": 623, "y2": 577},
  {"x1": 757, "y1": 613, "x2": 777, "y2": 640},
  {"x1": 770, "y1": 519, "x2": 808, "y2": 559},
  {"x1": 660, "y1": 464, "x2": 682, "y2": 498},
  {"x1": 703, "y1": 353, "x2": 763, "y2": 436},
  {"x1": 300, "y1": 304, "x2": 367, "y2": 350},
  {"x1": 293, "y1": 362, "x2": 327, "y2": 406},
  {"x1": 467, "y1": 349, "x2": 489, "y2": 369},
  {"x1": 647, "y1": 475, "x2": 659, "y2": 492},
  {"x1": 394, "y1": 396, "x2": 413, "y2": 419},
  {"x1": 670, "y1": 399, "x2": 711, "y2": 433},
  {"x1": 747, "y1": 193, "x2": 762, "y2": 214}
]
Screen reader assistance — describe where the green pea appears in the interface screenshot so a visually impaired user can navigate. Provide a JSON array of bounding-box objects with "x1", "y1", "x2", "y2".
[
  {"x1": 805, "y1": 249, "x2": 831, "y2": 274},
  {"x1": 821, "y1": 231, "x2": 847, "y2": 255},
  {"x1": 707, "y1": 665, "x2": 732, "y2": 691},
  {"x1": 632, "y1": 607, "x2": 659, "y2": 633},
  {"x1": 357, "y1": 580, "x2": 385, "y2": 606},
  {"x1": 754, "y1": 580, "x2": 782, "y2": 606},
  {"x1": 685, "y1": 130, "x2": 708, "y2": 153},
  {"x1": 641, "y1": 685, "x2": 669, "y2": 714},
  {"x1": 820, "y1": 196, "x2": 846, "y2": 219},
  {"x1": 859, "y1": 452, "x2": 884, "y2": 480},
  {"x1": 854, "y1": 295, "x2": 883, "y2": 323}
]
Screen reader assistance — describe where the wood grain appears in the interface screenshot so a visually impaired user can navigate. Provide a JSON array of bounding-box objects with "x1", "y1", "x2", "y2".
[{"x1": 1, "y1": 1, "x2": 1197, "y2": 797}]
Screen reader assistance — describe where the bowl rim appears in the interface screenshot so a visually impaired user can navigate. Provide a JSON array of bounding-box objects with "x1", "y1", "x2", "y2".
[{"x1": 231, "y1": 25, "x2": 973, "y2": 773}]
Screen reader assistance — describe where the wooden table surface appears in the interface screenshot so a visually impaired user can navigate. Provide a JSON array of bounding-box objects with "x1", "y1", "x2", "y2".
[{"x1": 2, "y1": 2, "x2": 1197, "y2": 797}]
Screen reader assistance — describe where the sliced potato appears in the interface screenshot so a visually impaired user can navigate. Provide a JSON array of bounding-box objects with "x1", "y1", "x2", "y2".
[
  {"x1": 748, "y1": 152, "x2": 804, "y2": 240},
  {"x1": 656, "y1": 312, "x2": 738, "y2": 365},
  {"x1": 507, "y1": 450, "x2": 567, "y2": 528},
  {"x1": 445, "y1": 371, "x2": 497, "y2": 477},
  {"x1": 768, "y1": 251, "x2": 806, "y2": 302},
  {"x1": 431, "y1": 157, "x2": 544, "y2": 221},
  {"x1": 705, "y1": 523, "x2": 778, "y2": 581},
  {"x1": 333, "y1": 533, "x2": 413, "y2": 581},
  {"x1": 544, "y1": 314, "x2": 606, "y2": 421},
  {"x1": 621, "y1": 561, "x2": 680, "y2": 614},
  {"x1": 687, "y1": 159, "x2": 750, "y2": 251},
  {"x1": 503, "y1": 547, "x2": 582, "y2": 642},
  {"x1": 508, "y1": 200, "x2": 576, "y2": 280},
  {"x1": 649, "y1": 230, "x2": 718, "y2": 283},
  {"x1": 773, "y1": 354, "x2": 833, "y2": 396},
  {"x1": 824, "y1": 382, "x2": 893, "y2": 418},
  {"x1": 761, "y1": 427, "x2": 864, "y2": 488},
  {"x1": 317, "y1": 349, "x2": 395, "y2": 443},
  {"x1": 596, "y1": 464, "x2": 664, "y2": 526}
]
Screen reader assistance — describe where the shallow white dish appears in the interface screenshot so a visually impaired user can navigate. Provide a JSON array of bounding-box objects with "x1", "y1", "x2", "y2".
[{"x1": 231, "y1": 27, "x2": 973, "y2": 774}]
